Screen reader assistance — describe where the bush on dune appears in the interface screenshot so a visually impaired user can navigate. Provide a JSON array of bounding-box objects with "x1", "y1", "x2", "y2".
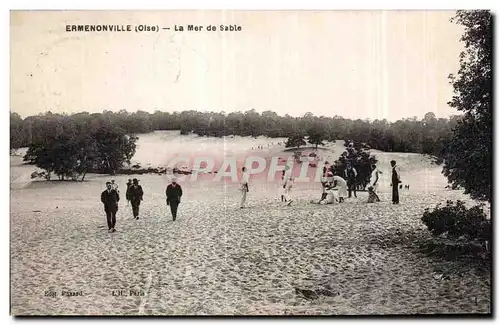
[{"x1": 422, "y1": 201, "x2": 491, "y2": 243}]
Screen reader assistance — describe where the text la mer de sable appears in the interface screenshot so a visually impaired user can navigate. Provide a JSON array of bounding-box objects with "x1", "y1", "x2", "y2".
[{"x1": 174, "y1": 24, "x2": 242, "y2": 32}]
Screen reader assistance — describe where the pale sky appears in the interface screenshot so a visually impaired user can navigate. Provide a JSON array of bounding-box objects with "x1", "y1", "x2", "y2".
[{"x1": 10, "y1": 10, "x2": 464, "y2": 121}]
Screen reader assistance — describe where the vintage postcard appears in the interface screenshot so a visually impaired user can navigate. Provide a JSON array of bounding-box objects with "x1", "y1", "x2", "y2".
[{"x1": 10, "y1": 10, "x2": 492, "y2": 316}]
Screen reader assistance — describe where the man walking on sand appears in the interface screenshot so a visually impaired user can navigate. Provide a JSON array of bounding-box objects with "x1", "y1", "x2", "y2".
[
  {"x1": 166, "y1": 177, "x2": 183, "y2": 221},
  {"x1": 126, "y1": 178, "x2": 143, "y2": 220},
  {"x1": 125, "y1": 179, "x2": 132, "y2": 205},
  {"x1": 390, "y1": 160, "x2": 402, "y2": 204},
  {"x1": 240, "y1": 167, "x2": 250, "y2": 208},
  {"x1": 101, "y1": 181, "x2": 120, "y2": 233}
]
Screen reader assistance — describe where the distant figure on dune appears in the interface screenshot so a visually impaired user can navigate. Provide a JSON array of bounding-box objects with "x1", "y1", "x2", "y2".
[
  {"x1": 366, "y1": 186, "x2": 380, "y2": 203},
  {"x1": 101, "y1": 181, "x2": 120, "y2": 233},
  {"x1": 240, "y1": 167, "x2": 250, "y2": 208},
  {"x1": 125, "y1": 179, "x2": 132, "y2": 205},
  {"x1": 283, "y1": 176, "x2": 294, "y2": 206},
  {"x1": 344, "y1": 163, "x2": 357, "y2": 198},
  {"x1": 127, "y1": 178, "x2": 143, "y2": 220},
  {"x1": 390, "y1": 160, "x2": 402, "y2": 204},
  {"x1": 332, "y1": 175, "x2": 347, "y2": 203},
  {"x1": 166, "y1": 177, "x2": 183, "y2": 221}
]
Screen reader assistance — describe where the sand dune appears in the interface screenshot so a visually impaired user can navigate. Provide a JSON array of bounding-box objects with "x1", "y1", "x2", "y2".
[{"x1": 10, "y1": 132, "x2": 491, "y2": 315}]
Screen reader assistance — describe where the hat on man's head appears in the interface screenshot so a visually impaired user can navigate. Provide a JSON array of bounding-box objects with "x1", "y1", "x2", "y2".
[
  {"x1": 133, "y1": 178, "x2": 138, "y2": 184},
  {"x1": 106, "y1": 181, "x2": 111, "y2": 185}
]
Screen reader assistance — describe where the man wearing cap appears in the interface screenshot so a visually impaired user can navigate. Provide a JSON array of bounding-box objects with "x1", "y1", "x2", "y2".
[
  {"x1": 101, "y1": 181, "x2": 120, "y2": 233},
  {"x1": 166, "y1": 177, "x2": 183, "y2": 221},
  {"x1": 126, "y1": 178, "x2": 144, "y2": 220}
]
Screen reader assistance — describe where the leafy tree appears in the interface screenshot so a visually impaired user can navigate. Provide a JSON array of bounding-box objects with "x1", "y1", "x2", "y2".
[
  {"x1": 442, "y1": 10, "x2": 492, "y2": 202},
  {"x1": 331, "y1": 140, "x2": 377, "y2": 190},
  {"x1": 285, "y1": 133, "x2": 306, "y2": 149},
  {"x1": 307, "y1": 123, "x2": 327, "y2": 149},
  {"x1": 23, "y1": 118, "x2": 138, "y2": 180}
]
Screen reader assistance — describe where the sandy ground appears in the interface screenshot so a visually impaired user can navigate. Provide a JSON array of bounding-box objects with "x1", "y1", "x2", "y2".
[{"x1": 10, "y1": 133, "x2": 491, "y2": 315}]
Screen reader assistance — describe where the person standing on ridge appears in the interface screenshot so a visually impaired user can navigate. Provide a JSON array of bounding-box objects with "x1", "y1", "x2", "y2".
[{"x1": 101, "y1": 181, "x2": 120, "y2": 233}]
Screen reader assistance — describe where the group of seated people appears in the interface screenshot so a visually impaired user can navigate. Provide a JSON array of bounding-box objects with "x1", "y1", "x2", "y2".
[{"x1": 312, "y1": 171, "x2": 381, "y2": 205}]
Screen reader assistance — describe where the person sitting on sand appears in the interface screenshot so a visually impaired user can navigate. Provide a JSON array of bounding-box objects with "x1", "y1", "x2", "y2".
[
  {"x1": 126, "y1": 178, "x2": 143, "y2": 220},
  {"x1": 366, "y1": 186, "x2": 381, "y2": 203},
  {"x1": 166, "y1": 177, "x2": 183, "y2": 221},
  {"x1": 331, "y1": 175, "x2": 348, "y2": 203},
  {"x1": 319, "y1": 179, "x2": 328, "y2": 203},
  {"x1": 316, "y1": 182, "x2": 337, "y2": 205},
  {"x1": 101, "y1": 181, "x2": 120, "y2": 233}
]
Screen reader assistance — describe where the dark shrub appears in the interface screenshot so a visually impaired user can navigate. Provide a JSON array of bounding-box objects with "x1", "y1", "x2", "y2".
[{"x1": 421, "y1": 200, "x2": 491, "y2": 242}]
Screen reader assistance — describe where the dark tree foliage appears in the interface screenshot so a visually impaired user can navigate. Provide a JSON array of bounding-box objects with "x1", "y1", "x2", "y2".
[
  {"x1": 22, "y1": 114, "x2": 137, "y2": 180},
  {"x1": 442, "y1": 10, "x2": 492, "y2": 202},
  {"x1": 330, "y1": 140, "x2": 378, "y2": 190},
  {"x1": 285, "y1": 133, "x2": 307, "y2": 149},
  {"x1": 307, "y1": 122, "x2": 327, "y2": 149}
]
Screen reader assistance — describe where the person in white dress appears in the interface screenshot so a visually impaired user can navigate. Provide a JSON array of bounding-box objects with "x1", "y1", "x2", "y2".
[
  {"x1": 283, "y1": 176, "x2": 294, "y2": 206},
  {"x1": 240, "y1": 167, "x2": 249, "y2": 208},
  {"x1": 369, "y1": 164, "x2": 382, "y2": 194},
  {"x1": 332, "y1": 175, "x2": 348, "y2": 203}
]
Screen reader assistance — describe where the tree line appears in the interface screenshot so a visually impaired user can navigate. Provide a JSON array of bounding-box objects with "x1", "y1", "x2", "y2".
[{"x1": 11, "y1": 109, "x2": 460, "y2": 160}]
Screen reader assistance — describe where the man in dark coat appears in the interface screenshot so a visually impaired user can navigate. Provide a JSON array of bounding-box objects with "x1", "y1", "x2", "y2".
[
  {"x1": 101, "y1": 181, "x2": 120, "y2": 233},
  {"x1": 390, "y1": 160, "x2": 402, "y2": 204},
  {"x1": 166, "y1": 177, "x2": 183, "y2": 221},
  {"x1": 126, "y1": 178, "x2": 144, "y2": 220},
  {"x1": 344, "y1": 163, "x2": 358, "y2": 198},
  {"x1": 125, "y1": 179, "x2": 132, "y2": 205}
]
